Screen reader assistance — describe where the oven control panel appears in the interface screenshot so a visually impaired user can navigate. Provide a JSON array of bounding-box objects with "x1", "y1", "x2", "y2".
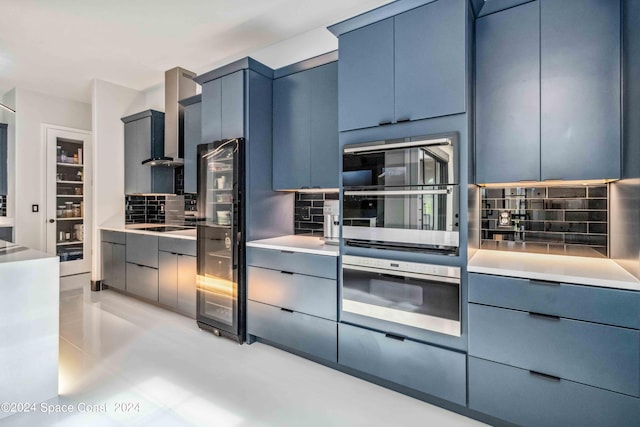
[{"x1": 342, "y1": 255, "x2": 460, "y2": 279}]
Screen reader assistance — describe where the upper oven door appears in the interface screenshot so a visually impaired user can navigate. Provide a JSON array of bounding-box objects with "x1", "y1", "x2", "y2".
[{"x1": 343, "y1": 136, "x2": 458, "y2": 187}]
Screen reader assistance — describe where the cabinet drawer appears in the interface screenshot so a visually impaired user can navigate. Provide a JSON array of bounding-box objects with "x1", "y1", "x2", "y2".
[
  {"x1": 338, "y1": 323, "x2": 466, "y2": 406},
  {"x1": 248, "y1": 266, "x2": 337, "y2": 320},
  {"x1": 126, "y1": 263, "x2": 158, "y2": 302},
  {"x1": 126, "y1": 234, "x2": 159, "y2": 268},
  {"x1": 247, "y1": 300, "x2": 337, "y2": 362},
  {"x1": 469, "y1": 357, "x2": 639, "y2": 427},
  {"x1": 102, "y1": 230, "x2": 126, "y2": 244},
  {"x1": 469, "y1": 273, "x2": 640, "y2": 329},
  {"x1": 247, "y1": 247, "x2": 337, "y2": 279},
  {"x1": 469, "y1": 303, "x2": 640, "y2": 396},
  {"x1": 159, "y1": 237, "x2": 196, "y2": 256}
]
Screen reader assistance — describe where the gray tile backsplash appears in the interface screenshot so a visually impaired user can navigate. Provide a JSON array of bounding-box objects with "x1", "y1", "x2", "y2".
[
  {"x1": 0, "y1": 195, "x2": 6, "y2": 216},
  {"x1": 481, "y1": 185, "x2": 608, "y2": 258},
  {"x1": 294, "y1": 192, "x2": 338, "y2": 236}
]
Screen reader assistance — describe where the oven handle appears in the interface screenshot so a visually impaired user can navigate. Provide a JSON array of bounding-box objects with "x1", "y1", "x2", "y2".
[
  {"x1": 343, "y1": 138, "x2": 451, "y2": 154},
  {"x1": 342, "y1": 264, "x2": 460, "y2": 285},
  {"x1": 344, "y1": 189, "x2": 450, "y2": 196}
]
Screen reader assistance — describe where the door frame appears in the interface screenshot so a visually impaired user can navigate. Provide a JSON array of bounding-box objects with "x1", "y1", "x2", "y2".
[{"x1": 42, "y1": 124, "x2": 92, "y2": 276}]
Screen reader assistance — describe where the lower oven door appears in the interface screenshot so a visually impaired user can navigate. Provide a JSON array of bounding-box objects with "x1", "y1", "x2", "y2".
[{"x1": 341, "y1": 259, "x2": 460, "y2": 337}]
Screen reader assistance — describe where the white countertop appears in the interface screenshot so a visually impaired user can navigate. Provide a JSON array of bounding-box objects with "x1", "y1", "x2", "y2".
[
  {"x1": 468, "y1": 249, "x2": 640, "y2": 291},
  {"x1": 0, "y1": 217, "x2": 14, "y2": 227},
  {"x1": 247, "y1": 235, "x2": 340, "y2": 256},
  {"x1": 0, "y1": 239, "x2": 58, "y2": 264},
  {"x1": 100, "y1": 219, "x2": 196, "y2": 240}
]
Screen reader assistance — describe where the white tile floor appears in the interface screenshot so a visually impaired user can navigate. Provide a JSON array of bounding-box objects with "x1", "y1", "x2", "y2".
[{"x1": 1, "y1": 274, "x2": 486, "y2": 427}]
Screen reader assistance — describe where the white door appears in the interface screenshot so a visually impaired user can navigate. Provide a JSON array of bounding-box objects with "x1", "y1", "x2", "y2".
[{"x1": 45, "y1": 126, "x2": 92, "y2": 276}]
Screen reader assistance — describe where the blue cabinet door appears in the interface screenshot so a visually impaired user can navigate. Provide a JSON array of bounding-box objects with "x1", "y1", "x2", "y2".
[
  {"x1": 394, "y1": 0, "x2": 466, "y2": 122},
  {"x1": 475, "y1": 1, "x2": 540, "y2": 183},
  {"x1": 183, "y1": 100, "x2": 201, "y2": 194},
  {"x1": 201, "y1": 79, "x2": 222, "y2": 144},
  {"x1": 338, "y1": 18, "x2": 394, "y2": 131},
  {"x1": 272, "y1": 70, "x2": 311, "y2": 190},
  {"x1": 221, "y1": 71, "x2": 245, "y2": 139},
  {"x1": 541, "y1": 0, "x2": 621, "y2": 180},
  {"x1": 309, "y1": 62, "x2": 339, "y2": 188}
]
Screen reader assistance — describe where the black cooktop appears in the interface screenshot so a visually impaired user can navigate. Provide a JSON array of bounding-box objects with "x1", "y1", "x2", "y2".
[{"x1": 140, "y1": 226, "x2": 195, "y2": 232}]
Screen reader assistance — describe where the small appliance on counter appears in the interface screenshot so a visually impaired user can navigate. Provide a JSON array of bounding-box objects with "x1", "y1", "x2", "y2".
[{"x1": 323, "y1": 200, "x2": 340, "y2": 245}]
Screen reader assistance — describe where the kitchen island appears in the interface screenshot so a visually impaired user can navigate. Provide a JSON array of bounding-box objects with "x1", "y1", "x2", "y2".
[{"x1": 0, "y1": 240, "x2": 59, "y2": 420}]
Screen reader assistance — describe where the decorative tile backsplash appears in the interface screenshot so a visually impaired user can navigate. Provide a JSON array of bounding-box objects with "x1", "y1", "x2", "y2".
[
  {"x1": 294, "y1": 192, "x2": 338, "y2": 236},
  {"x1": 481, "y1": 185, "x2": 608, "y2": 258},
  {"x1": 125, "y1": 195, "x2": 166, "y2": 224},
  {"x1": 0, "y1": 195, "x2": 6, "y2": 217}
]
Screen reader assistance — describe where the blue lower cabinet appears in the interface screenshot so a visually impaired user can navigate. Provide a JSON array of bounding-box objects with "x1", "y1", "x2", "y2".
[
  {"x1": 247, "y1": 300, "x2": 337, "y2": 362},
  {"x1": 469, "y1": 357, "x2": 640, "y2": 427},
  {"x1": 338, "y1": 323, "x2": 466, "y2": 406},
  {"x1": 125, "y1": 263, "x2": 158, "y2": 302},
  {"x1": 469, "y1": 303, "x2": 640, "y2": 396},
  {"x1": 247, "y1": 266, "x2": 337, "y2": 321},
  {"x1": 247, "y1": 247, "x2": 337, "y2": 279},
  {"x1": 468, "y1": 273, "x2": 640, "y2": 329}
]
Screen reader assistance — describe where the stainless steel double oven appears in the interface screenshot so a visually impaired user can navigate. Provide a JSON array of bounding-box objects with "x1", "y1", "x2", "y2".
[
  {"x1": 342, "y1": 134, "x2": 459, "y2": 254},
  {"x1": 341, "y1": 134, "x2": 461, "y2": 339}
]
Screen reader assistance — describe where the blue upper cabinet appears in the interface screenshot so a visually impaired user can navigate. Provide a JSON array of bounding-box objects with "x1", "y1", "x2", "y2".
[
  {"x1": 475, "y1": 0, "x2": 540, "y2": 183},
  {"x1": 201, "y1": 70, "x2": 245, "y2": 144},
  {"x1": 336, "y1": 0, "x2": 467, "y2": 132},
  {"x1": 394, "y1": 0, "x2": 466, "y2": 122},
  {"x1": 273, "y1": 70, "x2": 311, "y2": 190},
  {"x1": 338, "y1": 18, "x2": 395, "y2": 131},
  {"x1": 474, "y1": 0, "x2": 621, "y2": 183},
  {"x1": 309, "y1": 62, "x2": 339, "y2": 189},
  {"x1": 181, "y1": 95, "x2": 201, "y2": 194},
  {"x1": 540, "y1": 0, "x2": 621, "y2": 181},
  {"x1": 273, "y1": 57, "x2": 339, "y2": 190}
]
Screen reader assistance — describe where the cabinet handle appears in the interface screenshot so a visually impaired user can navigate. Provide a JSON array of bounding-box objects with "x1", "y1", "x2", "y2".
[
  {"x1": 543, "y1": 178, "x2": 564, "y2": 181},
  {"x1": 136, "y1": 264, "x2": 145, "y2": 268},
  {"x1": 280, "y1": 308, "x2": 294, "y2": 313},
  {"x1": 528, "y1": 312, "x2": 560, "y2": 321},
  {"x1": 529, "y1": 279, "x2": 560, "y2": 287},
  {"x1": 300, "y1": 186, "x2": 310, "y2": 190},
  {"x1": 280, "y1": 271, "x2": 294, "y2": 275},
  {"x1": 529, "y1": 370, "x2": 561, "y2": 382},
  {"x1": 396, "y1": 117, "x2": 411, "y2": 123},
  {"x1": 280, "y1": 250, "x2": 295, "y2": 254},
  {"x1": 378, "y1": 120, "x2": 393, "y2": 126},
  {"x1": 384, "y1": 333, "x2": 405, "y2": 342}
]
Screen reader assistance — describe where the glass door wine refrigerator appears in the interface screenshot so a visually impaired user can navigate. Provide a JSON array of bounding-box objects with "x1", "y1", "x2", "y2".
[{"x1": 196, "y1": 138, "x2": 246, "y2": 343}]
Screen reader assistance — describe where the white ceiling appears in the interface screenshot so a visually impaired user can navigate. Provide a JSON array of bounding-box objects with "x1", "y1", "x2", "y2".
[{"x1": 0, "y1": 0, "x2": 393, "y2": 103}]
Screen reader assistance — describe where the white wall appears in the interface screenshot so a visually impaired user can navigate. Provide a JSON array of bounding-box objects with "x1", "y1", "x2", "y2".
[
  {"x1": 91, "y1": 79, "x2": 142, "y2": 281},
  {"x1": 124, "y1": 83, "x2": 164, "y2": 117},
  {"x1": 250, "y1": 27, "x2": 338, "y2": 69},
  {"x1": 1, "y1": 90, "x2": 16, "y2": 220},
  {"x1": 12, "y1": 88, "x2": 91, "y2": 250}
]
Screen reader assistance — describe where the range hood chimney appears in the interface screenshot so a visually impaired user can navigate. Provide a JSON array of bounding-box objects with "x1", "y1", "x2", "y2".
[{"x1": 143, "y1": 67, "x2": 197, "y2": 167}]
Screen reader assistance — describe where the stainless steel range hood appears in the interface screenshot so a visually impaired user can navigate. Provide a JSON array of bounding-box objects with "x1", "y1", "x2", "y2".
[{"x1": 142, "y1": 67, "x2": 197, "y2": 167}]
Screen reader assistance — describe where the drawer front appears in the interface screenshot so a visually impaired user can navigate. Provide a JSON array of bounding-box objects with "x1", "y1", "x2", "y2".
[
  {"x1": 110, "y1": 243, "x2": 127, "y2": 292},
  {"x1": 469, "y1": 303, "x2": 640, "y2": 396},
  {"x1": 126, "y1": 263, "x2": 158, "y2": 301},
  {"x1": 469, "y1": 273, "x2": 640, "y2": 329},
  {"x1": 158, "y1": 251, "x2": 177, "y2": 308},
  {"x1": 159, "y1": 237, "x2": 196, "y2": 256},
  {"x1": 247, "y1": 300, "x2": 337, "y2": 362},
  {"x1": 469, "y1": 357, "x2": 640, "y2": 427},
  {"x1": 248, "y1": 266, "x2": 337, "y2": 320},
  {"x1": 126, "y1": 234, "x2": 159, "y2": 268},
  {"x1": 247, "y1": 247, "x2": 337, "y2": 279},
  {"x1": 102, "y1": 230, "x2": 126, "y2": 244},
  {"x1": 338, "y1": 323, "x2": 466, "y2": 406}
]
